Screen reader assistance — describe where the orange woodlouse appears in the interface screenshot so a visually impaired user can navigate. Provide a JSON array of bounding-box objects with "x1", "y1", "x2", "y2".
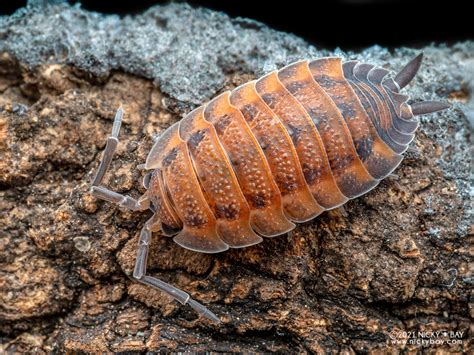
[{"x1": 90, "y1": 54, "x2": 450, "y2": 322}]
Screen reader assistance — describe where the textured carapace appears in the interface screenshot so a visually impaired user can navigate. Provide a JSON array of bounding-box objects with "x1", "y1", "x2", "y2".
[
  {"x1": 142, "y1": 55, "x2": 449, "y2": 253},
  {"x1": 90, "y1": 54, "x2": 450, "y2": 321}
]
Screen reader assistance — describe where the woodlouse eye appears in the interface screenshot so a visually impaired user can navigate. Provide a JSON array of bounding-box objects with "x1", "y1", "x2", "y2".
[{"x1": 143, "y1": 172, "x2": 152, "y2": 189}]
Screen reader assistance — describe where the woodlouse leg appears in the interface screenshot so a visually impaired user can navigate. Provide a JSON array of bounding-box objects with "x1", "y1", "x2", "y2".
[
  {"x1": 90, "y1": 106, "x2": 149, "y2": 211},
  {"x1": 133, "y1": 221, "x2": 221, "y2": 323},
  {"x1": 90, "y1": 185, "x2": 149, "y2": 211},
  {"x1": 92, "y1": 106, "x2": 123, "y2": 187}
]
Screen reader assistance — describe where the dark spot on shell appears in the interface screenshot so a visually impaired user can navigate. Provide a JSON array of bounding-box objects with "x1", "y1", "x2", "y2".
[
  {"x1": 231, "y1": 159, "x2": 241, "y2": 167},
  {"x1": 285, "y1": 81, "x2": 305, "y2": 94},
  {"x1": 215, "y1": 203, "x2": 239, "y2": 220},
  {"x1": 188, "y1": 129, "x2": 207, "y2": 150},
  {"x1": 276, "y1": 177, "x2": 298, "y2": 193},
  {"x1": 162, "y1": 147, "x2": 178, "y2": 167},
  {"x1": 302, "y1": 163, "x2": 322, "y2": 184},
  {"x1": 259, "y1": 140, "x2": 269, "y2": 151},
  {"x1": 353, "y1": 137, "x2": 374, "y2": 161},
  {"x1": 241, "y1": 103, "x2": 258, "y2": 122},
  {"x1": 330, "y1": 154, "x2": 354, "y2": 171},
  {"x1": 287, "y1": 123, "x2": 303, "y2": 143},
  {"x1": 248, "y1": 192, "x2": 267, "y2": 209},
  {"x1": 337, "y1": 102, "x2": 357, "y2": 119},
  {"x1": 214, "y1": 114, "x2": 231, "y2": 135},
  {"x1": 314, "y1": 74, "x2": 336, "y2": 89},
  {"x1": 260, "y1": 92, "x2": 278, "y2": 107},
  {"x1": 184, "y1": 214, "x2": 208, "y2": 227}
]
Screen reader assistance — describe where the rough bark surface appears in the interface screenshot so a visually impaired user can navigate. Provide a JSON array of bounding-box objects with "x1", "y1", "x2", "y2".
[{"x1": 0, "y1": 2, "x2": 472, "y2": 353}]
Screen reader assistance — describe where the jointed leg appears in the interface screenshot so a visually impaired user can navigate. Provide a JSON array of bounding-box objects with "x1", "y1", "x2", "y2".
[
  {"x1": 133, "y1": 221, "x2": 221, "y2": 323},
  {"x1": 91, "y1": 185, "x2": 150, "y2": 211},
  {"x1": 90, "y1": 106, "x2": 149, "y2": 211},
  {"x1": 91, "y1": 107, "x2": 220, "y2": 322},
  {"x1": 92, "y1": 106, "x2": 123, "y2": 187}
]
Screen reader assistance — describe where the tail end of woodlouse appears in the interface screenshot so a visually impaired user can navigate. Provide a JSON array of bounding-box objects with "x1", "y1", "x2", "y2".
[
  {"x1": 388, "y1": 54, "x2": 451, "y2": 118},
  {"x1": 411, "y1": 101, "x2": 452, "y2": 115},
  {"x1": 394, "y1": 53, "x2": 424, "y2": 90}
]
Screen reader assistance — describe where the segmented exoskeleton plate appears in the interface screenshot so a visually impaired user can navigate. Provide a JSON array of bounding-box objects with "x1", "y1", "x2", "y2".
[{"x1": 143, "y1": 56, "x2": 446, "y2": 253}]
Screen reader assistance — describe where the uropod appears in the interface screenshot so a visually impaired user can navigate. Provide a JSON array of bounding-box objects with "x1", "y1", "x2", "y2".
[{"x1": 90, "y1": 54, "x2": 450, "y2": 322}]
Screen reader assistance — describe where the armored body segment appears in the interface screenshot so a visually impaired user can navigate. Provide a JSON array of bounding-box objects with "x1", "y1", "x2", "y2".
[
  {"x1": 381, "y1": 78, "x2": 418, "y2": 123},
  {"x1": 141, "y1": 56, "x2": 436, "y2": 254},
  {"x1": 152, "y1": 123, "x2": 229, "y2": 253},
  {"x1": 367, "y1": 68, "x2": 415, "y2": 144},
  {"x1": 374, "y1": 74, "x2": 419, "y2": 134},
  {"x1": 204, "y1": 92, "x2": 295, "y2": 236},
  {"x1": 368, "y1": 68, "x2": 418, "y2": 132},
  {"x1": 349, "y1": 63, "x2": 407, "y2": 154},
  {"x1": 147, "y1": 168, "x2": 182, "y2": 235},
  {"x1": 145, "y1": 121, "x2": 179, "y2": 170},
  {"x1": 230, "y1": 81, "x2": 324, "y2": 222},
  {"x1": 384, "y1": 89, "x2": 418, "y2": 130},
  {"x1": 353, "y1": 64, "x2": 412, "y2": 151},
  {"x1": 278, "y1": 61, "x2": 378, "y2": 198},
  {"x1": 143, "y1": 57, "x2": 427, "y2": 253},
  {"x1": 309, "y1": 58, "x2": 403, "y2": 179},
  {"x1": 179, "y1": 106, "x2": 262, "y2": 248},
  {"x1": 255, "y1": 71, "x2": 347, "y2": 209},
  {"x1": 144, "y1": 122, "x2": 186, "y2": 233},
  {"x1": 342, "y1": 71, "x2": 404, "y2": 179}
]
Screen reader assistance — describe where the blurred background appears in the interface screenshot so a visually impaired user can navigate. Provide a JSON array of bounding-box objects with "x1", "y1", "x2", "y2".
[{"x1": 0, "y1": 0, "x2": 472, "y2": 50}]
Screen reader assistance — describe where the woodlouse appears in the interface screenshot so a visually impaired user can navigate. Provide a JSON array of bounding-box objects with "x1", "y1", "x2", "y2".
[{"x1": 90, "y1": 54, "x2": 450, "y2": 322}]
